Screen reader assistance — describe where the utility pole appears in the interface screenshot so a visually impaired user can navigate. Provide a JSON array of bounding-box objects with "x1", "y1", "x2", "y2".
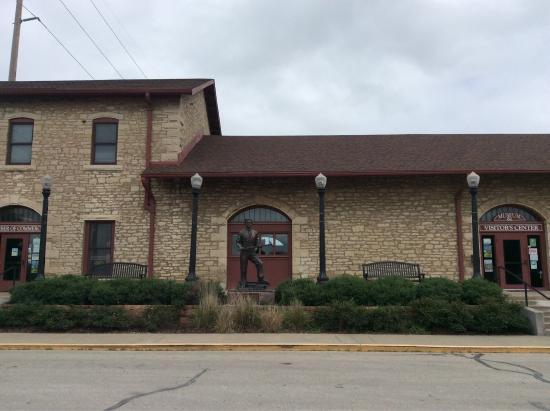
[{"x1": 9, "y1": 0, "x2": 23, "y2": 81}]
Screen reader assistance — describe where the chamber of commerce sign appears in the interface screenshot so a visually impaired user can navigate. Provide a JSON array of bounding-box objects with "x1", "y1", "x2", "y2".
[
  {"x1": 480, "y1": 223, "x2": 543, "y2": 232},
  {"x1": 0, "y1": 224, "x2": 41, "y2": 233}
]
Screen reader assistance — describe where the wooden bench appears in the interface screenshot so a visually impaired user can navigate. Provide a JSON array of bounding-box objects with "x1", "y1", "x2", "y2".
[
  {"x1": 86, "y1": 262, "x2": 147, "y2": 279},
  {"x1": 362, "y1": 261, "x2": 425, "y2": 282}
]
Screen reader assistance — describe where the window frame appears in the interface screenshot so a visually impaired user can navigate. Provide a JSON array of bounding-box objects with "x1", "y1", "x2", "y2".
[
  {"x1": 7, "y1": 118, "x2": 34, "y2": 165},
  {"x1": 82, "y1": 221, "x2": 115, "y2": 274},
  {"x1": 91, "y1": 118, "x2": 118, "y2": 165}
]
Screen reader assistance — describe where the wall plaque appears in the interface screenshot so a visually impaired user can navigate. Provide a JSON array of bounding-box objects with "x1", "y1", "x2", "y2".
[{"x1": 480, "y1": 223, "x2": 543, "y2": 232}]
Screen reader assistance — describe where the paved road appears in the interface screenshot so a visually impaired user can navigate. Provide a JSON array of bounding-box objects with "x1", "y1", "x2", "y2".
[{"x1": 0, "y1": 351, "x2": 549, "y2": 410}]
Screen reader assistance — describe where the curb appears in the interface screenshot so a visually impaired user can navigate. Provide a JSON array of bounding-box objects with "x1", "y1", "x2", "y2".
[{"x1": 0, "y1": 343, "x2": 549, "y2": 353}]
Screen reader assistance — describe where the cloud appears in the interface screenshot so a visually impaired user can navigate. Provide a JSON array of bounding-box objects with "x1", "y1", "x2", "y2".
[{"x1": 1, "y1": 0, "x2": 549, "y2": 134}]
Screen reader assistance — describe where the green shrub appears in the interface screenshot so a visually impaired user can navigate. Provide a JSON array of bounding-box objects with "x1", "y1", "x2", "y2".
[
  {"x1": 365, "y1": 306, "x2": 413, "y2": 333},
  {"x1": 466, "y1": 302, "x2": 529, "y2": 334},
  {"x1": 282, "y1": 301, "x2": 312, "y2": 332},
  {"x1": 10, "y1": 275, "x2": 93, "y2": 304},
  {"x1": 84, "y1": 306, "x2": 134, "y2": 330},
  {"x1": 141, "y1": 306, "x2": 181, "y2": 332},
  {"x1": 365, "y1": 277, "x2": 416, "y2": 306},
  {"x1": 30, "y1": 305, "x2": 86, "y2": 331},
  {"x1": 462, "y1": 278, "x2": 504, "y2": 304},
  {"x1": 275, "y1": 279, "x2": 323, "y2": 305},
  {"x1": 313, "y1": 300, "x2": 368, "y2": 332},
  {"x1": 0, "y1": 304, "x2": 39, "y2": 328},
  {"x1": 9, "y1": 275, "x2": 199, "y2": 306},
  {"x1": 417, "y1": 278, "x2": 462, "y2": 302},
  {"x1": 320, "y1": 275, "x2": 371, "y2": 305},
  {"x1": 411, "y1": 298, "x2": 471, "y2": 333}
]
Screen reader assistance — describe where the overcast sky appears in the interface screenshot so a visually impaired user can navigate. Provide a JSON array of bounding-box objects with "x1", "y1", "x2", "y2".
[{"x1": 1, "y1": 0, "x2": 549, "y2": 135}]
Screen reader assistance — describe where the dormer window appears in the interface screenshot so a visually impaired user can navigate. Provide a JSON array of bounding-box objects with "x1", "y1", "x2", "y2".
[
  {"x1": 7, "y1": 118, "x2": 33, "y2": 165},
  {"x1": 92, "y1": 118, "x2": 118, "y2": 164}
]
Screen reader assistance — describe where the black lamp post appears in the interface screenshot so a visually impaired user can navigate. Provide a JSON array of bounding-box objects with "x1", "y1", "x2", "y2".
[
  {"x1": 37, "y1": 175, "x2": 52, "y2": 281},
  {"x1": 186, "y1": 173, "x2": 203, "y2": 282},
  {"x1": 315, "y1": 173, "x2": 328, "y2": 284},
  {"x1": 467, "y1": 171, "x2": 481, "y2": 278}
]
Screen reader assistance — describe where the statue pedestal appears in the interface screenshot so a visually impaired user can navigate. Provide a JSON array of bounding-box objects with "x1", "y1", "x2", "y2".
[{"x1": 227, "y1": 289, "x2": 275, "y2": 305}]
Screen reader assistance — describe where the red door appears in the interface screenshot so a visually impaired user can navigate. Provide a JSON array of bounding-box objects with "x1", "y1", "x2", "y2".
[
  {"x1": 0, "y1": 234, "x2": 29, "y2": 291},
  {"x1": 227, "y1": 222, "x2": 292, "y2": 290},
  {"x1": 495, "y1": 234, "x2": 530, "y2": 289}
]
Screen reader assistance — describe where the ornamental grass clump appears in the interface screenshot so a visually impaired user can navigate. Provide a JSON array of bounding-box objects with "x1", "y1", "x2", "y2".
[
  {"x1": 190, "y1": 283, "x2": 222, "y2": 331},
  {"x1": 231, "y1": 295, "x2": 261, "y2": 332},
  {"x1": 259, "y1": 305, "x2": 284, "y2": 332}
]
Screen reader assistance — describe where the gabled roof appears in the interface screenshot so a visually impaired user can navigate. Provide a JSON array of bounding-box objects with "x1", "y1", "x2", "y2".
[
  {"x1": 142, "y1": 134, "x2": 550, "y2": 178},
  {"x1": 0, "y1": 79, "x2": 221, "y2": 135}
]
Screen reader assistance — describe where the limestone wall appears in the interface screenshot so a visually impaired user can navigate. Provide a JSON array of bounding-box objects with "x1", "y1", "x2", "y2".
[
  {"x1": 0, "y1": 96, "x2": 150, "y2": 274},
  {"x1": 152, "y1": 174, "x2": 550, "y2": 288}
]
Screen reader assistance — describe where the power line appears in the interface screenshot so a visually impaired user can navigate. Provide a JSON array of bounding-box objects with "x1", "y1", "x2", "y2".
[
  {"x1": 89, "y1": 0, "x2": 148, "y2": 79},
  {"x1": 22, "y1": 5, "x2": 95, "y2": 79},
  {"x1": 57, "y1": 0, "x2": 124, "y2": 79}
]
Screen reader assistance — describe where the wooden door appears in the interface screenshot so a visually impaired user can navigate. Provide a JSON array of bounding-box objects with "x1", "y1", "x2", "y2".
[
  {"x1": 227, "y1": 222, "x2": 292, "y2": 290},
  {"x1": 495, "y1": 234, "x2": 530, "y2": 288}
]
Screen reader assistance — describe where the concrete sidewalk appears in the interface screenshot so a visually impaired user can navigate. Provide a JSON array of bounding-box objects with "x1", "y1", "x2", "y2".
[
  {"x1": 0, "y1": 333, "x2": 549, "y2": 353},
  {"x1": 0, "y1": 293, "x2": 10, "y2": 305}
]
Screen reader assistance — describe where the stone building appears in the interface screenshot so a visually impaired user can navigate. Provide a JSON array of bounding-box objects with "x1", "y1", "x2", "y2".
[{"x1": 1, "y1": 79, "x2": 549, "y2": 292}]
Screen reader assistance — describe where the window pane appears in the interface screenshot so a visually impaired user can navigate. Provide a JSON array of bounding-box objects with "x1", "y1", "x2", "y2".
[
  {"x1": 90, "y1": 223, "x2": 112, "y2": 249},
  {"x1": 10, "y1": 145, "x2": 32, "y2": 164},
  {"x1": 275, "y1": 234, "x2": 289, "y2": 255},
  {"x1": 94, "y1": 123, "x2": 117, "y2": 143},
  {"x1": 11, "y1": 124, "x2": 33, "y2": 143},
  {"x1": 94, "y1": 144, "x2": 116, "y2": 163},
  {"x1": 0, "y1": 206, "x2": 41, "y2": 222},
  {"x1": 260, "y1": 234, "x2": 273, "y2": 255}
]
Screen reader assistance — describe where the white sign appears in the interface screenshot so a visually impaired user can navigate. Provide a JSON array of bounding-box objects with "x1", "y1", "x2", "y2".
[
  {"x1": 0, "y1": 224, "x2": 40, "y2": 233},
  {"x1": 480, "y1": 223, "x2": 543, "y2": 232},
  {"x1": 11, "y1": 248, "x2": 18, "y2": 257}
]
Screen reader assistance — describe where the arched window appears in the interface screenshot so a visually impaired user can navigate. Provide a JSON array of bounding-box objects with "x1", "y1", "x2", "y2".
[
  {"x1": 480, "y1": 205, "x2": 541, "y2": 223},
  {"x1": 229, "y1": 206, "x2": 290, "y2": 223},
  {"x1": 0, "y1": 206, "x2": 41, "y2": 223}
]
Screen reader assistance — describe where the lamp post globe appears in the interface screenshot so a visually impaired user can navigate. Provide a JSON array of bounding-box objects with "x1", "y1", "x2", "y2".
[
  {"x1": 316, "y1": 173, "x2": 328, "y2": 284},
  {"x1": 186, "y1": 173, "x2": 202, "y2": 281},
  {"x1": 467, "y1": 171, "x2": 482, "y2": 278}
]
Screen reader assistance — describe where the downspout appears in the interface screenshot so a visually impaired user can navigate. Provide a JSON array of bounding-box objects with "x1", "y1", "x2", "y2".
[
  {"x1": 145, "y1": 92, "x2": 153, "y2": 167},
  {"x1": 455, "y1": 187, "x2": 466, "y2": 282},
  {"x1": 142, "y1": 176, "x2": 156, "y2": 278},
  {"x1": 143, "y1": 92, "x2": 155, "y2": 277}
]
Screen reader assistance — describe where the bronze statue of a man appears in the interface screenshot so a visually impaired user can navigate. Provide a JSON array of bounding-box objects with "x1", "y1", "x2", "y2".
[{"x1": 237, "y1": 218, "x2": 267, "y2": 287}]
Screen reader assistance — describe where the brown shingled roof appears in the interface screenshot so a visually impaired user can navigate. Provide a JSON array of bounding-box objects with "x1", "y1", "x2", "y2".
[
  {"x1": 143, "y1": 134, "x2": 550, "y2": 177},
  {"x1": 0, "y1": 79, "x2": 214, "y2": 95}
]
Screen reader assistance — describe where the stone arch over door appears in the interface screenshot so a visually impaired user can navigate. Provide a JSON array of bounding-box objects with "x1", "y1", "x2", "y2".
[
  {"x1": 227, "y1": 205, "x2": 292, "y2": 290},
  {"x1": 479, "y1": 204, "x2": 547, "y2": 289}
]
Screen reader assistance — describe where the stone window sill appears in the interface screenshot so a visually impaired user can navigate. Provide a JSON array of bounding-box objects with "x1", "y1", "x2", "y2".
[
  {"x1": 83, "y1": 164, "x2": 123, "y2": 171},
  {"x1": 0, "y1": 164, "x2": 37, "y2": 171}
]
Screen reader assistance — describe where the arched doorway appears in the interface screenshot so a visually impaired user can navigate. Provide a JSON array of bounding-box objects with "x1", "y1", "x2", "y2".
[
  {"x1": 227, "y1": 206, "x2": 292, "y2": 290},
  {"x1": 0, "y1": 206, "x2": 41, "y2": 291},
  {"x1": 480, "y1": 205, "x2": 547, "y2": 289}
]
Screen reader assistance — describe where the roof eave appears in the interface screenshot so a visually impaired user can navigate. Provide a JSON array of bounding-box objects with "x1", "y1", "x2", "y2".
[{"x1": 141, "y1": 169, "x2": 550, "y2": 179}]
